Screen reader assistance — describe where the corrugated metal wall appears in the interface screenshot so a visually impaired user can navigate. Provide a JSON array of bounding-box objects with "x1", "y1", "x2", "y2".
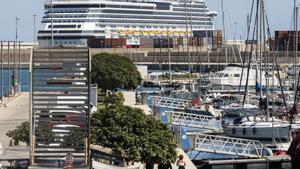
[{"x1": 30, "y1": 48, "x2": 90, "y2": 167}]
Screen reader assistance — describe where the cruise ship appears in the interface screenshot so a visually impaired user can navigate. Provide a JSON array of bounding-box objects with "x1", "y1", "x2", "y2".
[{"x1": 38, "y1": 0, "x2": 218, "y2": 48}]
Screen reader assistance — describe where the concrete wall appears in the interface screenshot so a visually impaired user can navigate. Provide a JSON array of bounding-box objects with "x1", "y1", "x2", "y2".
[{"x1": 1, "y1": 47, "x2": 300, "y2": 68}]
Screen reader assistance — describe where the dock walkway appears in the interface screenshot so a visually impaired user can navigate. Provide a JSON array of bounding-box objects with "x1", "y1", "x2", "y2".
[{"x1": 0, "y1": 92, "x2": 29, "y2": 159}]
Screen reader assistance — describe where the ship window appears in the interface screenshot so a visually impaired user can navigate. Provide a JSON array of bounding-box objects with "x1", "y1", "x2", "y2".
[
  {"x1": 215, "y1": 73, "x2": 223, "y2": 77},
  {"x1": 51, "y1": 4, "x2": 100, "y2": 8},
  {"x1": 234, "y1": 74, "x2": 240, "y2": 77},
  {"x1": 155, "y1": 2, "x2": 171, "y2": 10},
  {"x1": 48, "y1": 25, "x2": 77, "y2": 28},
  {"x1": 223, "y1": 74, "x2": 229, "y2": 77}
]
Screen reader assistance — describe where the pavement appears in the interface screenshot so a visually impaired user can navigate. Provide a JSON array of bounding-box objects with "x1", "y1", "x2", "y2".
[
  {"x1": 153, "y1": 148, "x2": 197, "y2": 169},
  {"x1": 0, "y1": 92, "x2": 29, "y2": 159}
]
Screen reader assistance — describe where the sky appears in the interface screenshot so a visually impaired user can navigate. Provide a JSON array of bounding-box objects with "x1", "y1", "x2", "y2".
[{"x1": 0, "y1": 0, "x2": 295, "y2": 42}]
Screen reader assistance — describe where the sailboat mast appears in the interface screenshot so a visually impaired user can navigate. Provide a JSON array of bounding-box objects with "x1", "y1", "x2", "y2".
[
  {"x1": 184, "y1": 0, "x2": 191, "y2": 91},
  {"x1": 294, "y1": 0, "x2": 297, "y2": 89},
  {"x1": 258, "y1": 0, "x2": 263, "y2": 100},
  {"x1": 293, "y1": 0, "x2": 298, "y2": 103},
  {"x1": 221, "y1": 0, "x2": 226, "y2": 45},
  {"x1": 204, "y1": 4, "x2": 210, "y2": 70},
  {"x1": 167, "y1": 28, "x2": 172, "y2": 84},
  {"x1": 261, "y1": 0, "x2": 270, "y2": 120},
  {"x1": 255, "y1": 0, "x2": 260, "y2": 98}
]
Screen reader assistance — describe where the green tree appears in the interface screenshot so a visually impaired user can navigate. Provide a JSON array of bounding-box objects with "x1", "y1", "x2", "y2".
[
  {"x1": 104, "y1": 92, "x2": 125, "y2": 108},
  {"x1": 91, "y1": 106, "x2": 177, "y2": 168},
  {"x1": 6, "y1": 121, "x2": 30, "y2": 146},
  {"x1": 62, "y1": 128, "x2": 85, "y2": 151},
  {"x1": 91, "y1": 53, "x2": 141, "y2": 92},
  {"x1": 38, "y1": 124, "x2": 55, "y2": 145}
]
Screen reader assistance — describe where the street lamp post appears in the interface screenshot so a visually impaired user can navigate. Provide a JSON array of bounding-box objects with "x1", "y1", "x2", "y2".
[
  {"x1": 18, "y1": 42, "x2": 21, "y2": 93},
  {"x1": 7, "y1": 42, "x2": 10, "y2": 98},
  {"x1": 16, "y1": 17, "x2": 20, "y2": 41},
  {"x1": 33, "y1": 14, "x2": 37, "y2": 46},
  {"x1": 1, "y1": 41, "x2": 3, "y2": 103}
]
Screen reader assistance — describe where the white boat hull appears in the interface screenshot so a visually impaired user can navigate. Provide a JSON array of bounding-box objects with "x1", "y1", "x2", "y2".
[{"x1": 224, "y1": 125, "x2": 291, "y2": 140}]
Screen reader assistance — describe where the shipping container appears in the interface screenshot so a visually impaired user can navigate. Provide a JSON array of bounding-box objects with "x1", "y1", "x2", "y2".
[
  {"x1": 87, "y1": 37, "x2": 105, "y2": 48},
  {"x1": 140, "y1": 38, "x2": 154, "y2": 48},
  {"x1": 274, "y1": 31, "x2": 300, "y2": 51},
  {"x1": 153, "y1": 38, "x2": 173, "y2": 48}
]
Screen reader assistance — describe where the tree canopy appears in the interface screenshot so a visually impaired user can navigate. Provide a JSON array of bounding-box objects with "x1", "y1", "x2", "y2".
[
  {"x1": 91, "y1": 53, "x2": 141, "y2": 92},
  {"x1": 103, "y1": 92, "x2": 125, "y2": 108},
  {"x1": 62, "y1": 128, "x2": 85, "y2": 151},
  {"x1": 91, "y1": 105, "x2": 177, "y2": 165},
  {"x1": 6, "y1": 121, "x2": 30, "y2": 146},
  {"x1": 37, "y1": 124, "x2": 55, "y2": 145}
]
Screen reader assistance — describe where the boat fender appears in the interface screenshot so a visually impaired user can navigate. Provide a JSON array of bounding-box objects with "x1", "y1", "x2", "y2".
[
  {"x1": 262, "y1": 147, "x2": 273, "y2": 157},
  {"x1": 274, "y1": 151, "x2": 287, "y2": 156}
]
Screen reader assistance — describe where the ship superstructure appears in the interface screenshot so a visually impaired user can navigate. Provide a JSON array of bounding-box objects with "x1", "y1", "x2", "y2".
[{"x1": 38, "y1": 0, "x2": 217, "y2": 47}]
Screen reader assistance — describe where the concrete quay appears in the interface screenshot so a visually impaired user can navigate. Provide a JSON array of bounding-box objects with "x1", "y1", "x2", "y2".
[{"x1": 0, "y1": 92, "x2": 29, "y2": 160}]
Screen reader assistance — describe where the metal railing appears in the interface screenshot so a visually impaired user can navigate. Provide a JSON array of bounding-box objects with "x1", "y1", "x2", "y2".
[
  {"x1": 0, "y1": 41, "x2": 23, "y2": 105},
  {"x1": 194, "y1": 134, "x2": 265, "y2": 158},
  {"x1": 164, "y1": 111, "x2": 222, "y2": 131},
  {"x1": 152, "y1": 96, "x2": 191, "y2": 109}
]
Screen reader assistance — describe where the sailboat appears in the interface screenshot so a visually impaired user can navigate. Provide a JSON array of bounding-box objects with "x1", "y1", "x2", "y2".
[
  {"x1": 223, "y1": 0, "x2": 291, "y2": 140},
  {"x1": 223, "y1": 116, "x2": 290, "y2": 140}
]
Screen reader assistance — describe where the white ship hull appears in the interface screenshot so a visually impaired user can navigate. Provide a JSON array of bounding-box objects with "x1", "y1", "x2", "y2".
[{"x1": 38, "y1": 0, "x2": 217, "y2": 47}]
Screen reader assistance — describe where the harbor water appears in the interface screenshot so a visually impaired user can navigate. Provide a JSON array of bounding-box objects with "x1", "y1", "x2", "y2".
[{"x1": 0, "y1": 69, "x2": 29, "y2": 97}]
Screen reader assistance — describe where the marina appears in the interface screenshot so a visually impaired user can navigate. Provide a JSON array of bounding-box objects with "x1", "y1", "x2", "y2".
[{"x1": 1, "y1": 0, "x2": 300, "y2": 168}]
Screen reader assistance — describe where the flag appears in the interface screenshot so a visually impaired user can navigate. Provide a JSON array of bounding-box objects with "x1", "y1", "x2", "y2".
[{"x1": 191, "y1": 97, "x2": 201, "y2": 106}]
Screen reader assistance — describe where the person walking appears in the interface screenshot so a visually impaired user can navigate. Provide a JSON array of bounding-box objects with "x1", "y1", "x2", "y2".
[
  {"x1": 287, "y1": 129, "x2": 300, "y2": 169},
  {"x1": 176, "y1": 154, "x2": 186, "y2": 169}
]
